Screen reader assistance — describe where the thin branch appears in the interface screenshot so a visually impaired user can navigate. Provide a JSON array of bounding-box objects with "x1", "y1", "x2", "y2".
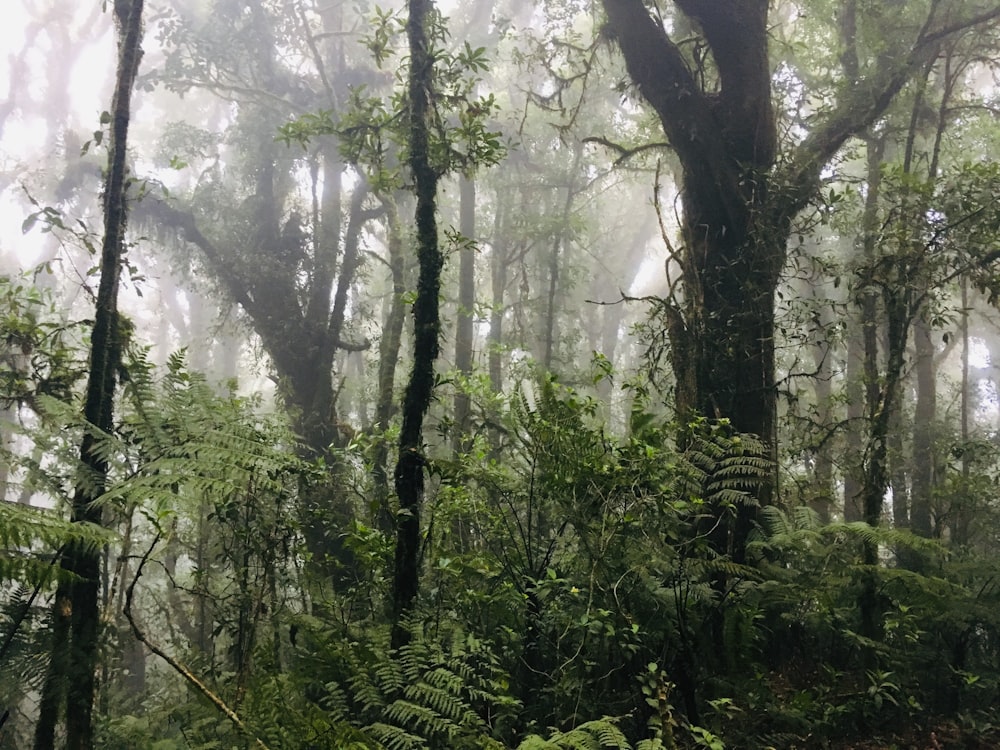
[
  {"x1": 123, "y1": 535, "x2": 273, "y2": 750},
  {"x1": 582, "y1": 135, "x2": 671, "y2": 167}
]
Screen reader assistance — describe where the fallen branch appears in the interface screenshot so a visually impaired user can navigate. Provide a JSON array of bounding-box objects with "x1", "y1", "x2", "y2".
[{"x1": 123, "y1": 535, "x2": 272, "y2": 750}]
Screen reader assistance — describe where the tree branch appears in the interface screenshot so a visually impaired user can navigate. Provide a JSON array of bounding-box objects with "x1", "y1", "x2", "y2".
[
  {"x1": 123, "y1": 536, "x2": 273, "y2": 750},
  {"x1": 600, "y1": 0, "x2": 747, "y2": 228},
  {"x1": 136, "y1": 197, "x2": 257, "y2": 315},
  {"x1": 582, "y1": 135, "x2": 671, "y2": 166},
  {"x1": 780, "y1": 4, "x2": 1000, "y2": 221}
]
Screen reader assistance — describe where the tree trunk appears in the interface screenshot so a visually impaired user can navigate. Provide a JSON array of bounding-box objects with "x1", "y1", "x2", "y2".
[
  {"x1": 34, "y1": 3, "x2": 143, "y2": 748},
  {"x1": 540, "y1": 150, "x2": 581, "y2": 372},
  {"x1": 602, "y1": 0, "x2": 780, "y2": 560},
  {"x1": 843, "y1": 322, "x2": 865, "y2": 522},
  {"x1": 391, "y1": 0, "x2": 442, "y2": 650},
  {"x1": 808, "y1": 283, "x2": 835, "y2": 523},
  {"x1": 904, "y1": 49, "x2": 952, "y2": 541},
  {"x1": 888, "y1": 406, "x2": 910, "y2": 531},
  {"x1": 488, "y1": 193, "x2": 507, "y2": 393},
  {"x1": 136, "y1": 2, "x2": 378, "y2": 585},
  {"x1": 453, "y1": 175, "x2": 476, "y2": 451},
  {"x1": 955, "y1": 279, "x2": 971, "y2": 545},
  {"x1": 372, "y1": 199, "x2": 408, "y2": 533},
  {"x1": 910, "y1": 315, "x2": 935, "y2": 536}
]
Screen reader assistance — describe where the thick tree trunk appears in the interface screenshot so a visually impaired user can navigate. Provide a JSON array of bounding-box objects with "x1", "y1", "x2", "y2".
[
  {"x1": 391, "y1": 0, "x2": 441, "y2": 650},
  {"x1": 601, "y1": 0, "x2": 994, "y2": 557},
  {"x1": 601, "y1": 0, "x2": 780, "y2": 559},
  {"x1": 34, "y1": 3, "x2": 143, "y2": 748}
]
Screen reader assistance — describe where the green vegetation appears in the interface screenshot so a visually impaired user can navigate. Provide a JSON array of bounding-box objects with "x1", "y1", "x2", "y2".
[{"x1": 3, "y1": 0, "x2": 1000, "y2": 748}]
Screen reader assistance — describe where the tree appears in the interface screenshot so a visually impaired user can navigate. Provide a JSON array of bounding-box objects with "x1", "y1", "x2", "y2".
[
  {"x1": 33, "y1": 2, "x2": 144, "y2": 747},
  {"x1": 599, "y1": 0, "x2": 1000, "y2": 558},
  {"x1": 137, "y1": 0, "x2": 386, "y2": 581},
  {"x1": 390, "y1": 0, "x2": 443, "y2": 650}
]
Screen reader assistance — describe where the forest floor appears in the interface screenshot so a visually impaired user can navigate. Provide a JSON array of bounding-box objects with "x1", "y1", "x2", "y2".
[{"x1": 828, "y1": 721, "x2": 999, "y2": 749}]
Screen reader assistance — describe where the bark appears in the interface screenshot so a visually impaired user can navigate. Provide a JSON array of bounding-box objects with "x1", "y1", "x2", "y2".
[
  {"x1": 910, "y1": 315, "x2": 936, "y2": 536},
  {"x1": 955, "y1": 279, "x2": 970, "y2": 545},
  {"x1": 34, "y1": 3, "x2": 143, "y2": 748},
  {"x1": 843, "y1": 325, "x2": 865, "y2": 522},
  {"x1": 905, "y1": 46, "x2": 955, "y2": 541},
  {"x1": 857, "y1": 279, "x2": 908, "y2": 643},
  {"x1": 808, "y1": 285, "x2": 835, "y2": 523},
  {"x1": 391, "y1": 0, "x2": 442, "y2": 650}
]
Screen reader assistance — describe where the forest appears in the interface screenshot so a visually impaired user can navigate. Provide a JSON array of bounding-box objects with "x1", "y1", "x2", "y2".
[{"x1": 2, "y1": 0, "x2": 1000, "y2": 748}]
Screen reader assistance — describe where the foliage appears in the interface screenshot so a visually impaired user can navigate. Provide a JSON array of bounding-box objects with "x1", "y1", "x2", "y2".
[
  {"x1": 0, "y1": 272, "x2": 88, "y2": 411},
  {"x1": 277, "y1": 3, "x2": 504, "y2": 187},
  {"x1": 7, "y1": 0, "x2": 1000, "y2": 748}
]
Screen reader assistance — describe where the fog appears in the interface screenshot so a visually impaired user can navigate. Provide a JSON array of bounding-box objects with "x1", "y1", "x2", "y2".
[{"x1": 4, "y1": 1, "x2": 1000, "y2": 747}]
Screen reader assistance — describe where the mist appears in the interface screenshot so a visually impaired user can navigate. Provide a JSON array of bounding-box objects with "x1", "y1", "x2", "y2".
[{"x1": 3, "y1": 1, "x2": 1000, "y2": 748}]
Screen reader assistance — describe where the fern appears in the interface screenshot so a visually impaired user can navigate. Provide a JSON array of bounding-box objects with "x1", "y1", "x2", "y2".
[
  {"x1": 290, "y1": 620, "x2": 514, "y2": 749},
  {"x1": 0, "y1": 502, "x2": 109, "y2": 584},
  {"x1": 516, "y1": 718, "x2": 633, "y2": 749}
]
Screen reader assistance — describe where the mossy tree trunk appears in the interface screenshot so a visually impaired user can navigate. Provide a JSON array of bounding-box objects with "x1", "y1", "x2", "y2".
[
  {"x1": 391, "y1": 0, "x2": 442, "y2": 650},
  {"x1": 33, "y1": 2, "x2": 144, "y2": 748}
]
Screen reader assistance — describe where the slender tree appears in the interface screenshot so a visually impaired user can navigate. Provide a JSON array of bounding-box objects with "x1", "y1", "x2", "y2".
[
  {"x1": 453, "y1": 174, "x2": 476, "y2": 453},
  {"x1": 391, "y1": 0, "x2": 442, "y2": 650},
  {"x1": 371, "y1": 199, "x2": 408, "y2": 533},
  {"x1": 34, "y1": 2, "x2": 144, "y2": 748}
]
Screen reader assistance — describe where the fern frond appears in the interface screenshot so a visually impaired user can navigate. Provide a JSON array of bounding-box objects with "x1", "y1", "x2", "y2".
[
  {"x1": 517, "y1": 718, "x2": 632, "y2": 749},
  {"x1": 367, "y1": 721, "x2": 426, "y2": 750},
  {"x1": 0, "y1": 503, "x2": 110, "y2": 584}
]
